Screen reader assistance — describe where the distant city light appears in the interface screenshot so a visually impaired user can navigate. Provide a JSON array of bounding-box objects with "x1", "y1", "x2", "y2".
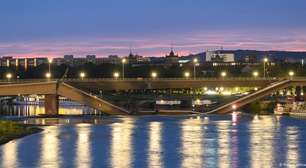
[
  {"x1": 45, "y1": 72, "x2": 51, "y2": 79},
  {"x1": 193, "y1": 58, "x2": 198, "y2": 63},
  {"x1": 6, "y1": 73, "x2": 12, "y2": 80},
  {"x1": 113, "y1": 72, "x2": 120, "y2": 79},
  {"x1": 289, "y1": 71, "x2": 295, "y2": 77},
  {"x1": 151, "y1": 72, "x2": 157, "y2": 78}
]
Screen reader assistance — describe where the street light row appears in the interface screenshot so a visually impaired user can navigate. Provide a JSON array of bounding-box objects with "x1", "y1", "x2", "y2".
[{"x1": 3, "y1": 70, "x2": 296, "y2": 80}]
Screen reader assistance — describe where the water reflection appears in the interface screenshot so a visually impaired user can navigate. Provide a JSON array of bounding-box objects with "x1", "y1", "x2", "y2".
[
  {"x1": 286, "y1": 127, "x2": 299, "y2": 168},
  {"x1": 181, "y1": 118, "x2": 203, "y2": 168},
  {"x1": 0, "y1": 115, "x2": 305, "y2": 168},
  {"x1": 76, "y1": 124, "x2": 92, "y2": 168},
  {"x1": 0, "y1": 141, "x2": 19, "y2": 168},
  {"x1": 250, "y1": 116, "x2": 275, "y2": 168},
  {"x1": 110, "y1": 118, "x2": 135, "y2": 168},
  {"x1": 39, "y1": 126, "x2": 61, "y2": 168},
  {"x1": 217, "y1": 121, "x2": 231, "y2": 168},
  {"x1": 148, "y1": 122, "x2": 163, "y2": 168}
]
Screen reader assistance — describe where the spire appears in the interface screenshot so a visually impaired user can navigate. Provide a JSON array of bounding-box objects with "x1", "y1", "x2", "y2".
[{"x1": 129, "y1": 45, "x2": 133, "y2": 57}]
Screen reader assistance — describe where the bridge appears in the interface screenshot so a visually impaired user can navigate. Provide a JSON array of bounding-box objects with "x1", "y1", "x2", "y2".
[{"x1": 0, "y1": 77, "x2": 305, "y2": 115}]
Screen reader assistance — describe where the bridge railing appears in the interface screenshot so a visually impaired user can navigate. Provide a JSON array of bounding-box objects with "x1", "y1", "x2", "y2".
[{"x1": 0, "y1": 77, "x2": 299, "y2": 83}]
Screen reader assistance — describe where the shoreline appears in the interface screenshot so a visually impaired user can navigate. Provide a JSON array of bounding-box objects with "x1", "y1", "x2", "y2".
[{"x1": 0, "y1": 121, "x2": 43, "y2": 145}]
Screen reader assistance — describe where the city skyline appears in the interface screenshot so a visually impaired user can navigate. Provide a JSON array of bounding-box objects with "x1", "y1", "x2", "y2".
[{"x1": 1, "y1": 0, "x2": 306, "y2": 58}]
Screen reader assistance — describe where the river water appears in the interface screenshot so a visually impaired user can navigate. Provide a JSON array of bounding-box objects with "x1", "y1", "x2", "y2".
[{"x1": 0, "y1": 106, "x2": 306, "y2": 168}]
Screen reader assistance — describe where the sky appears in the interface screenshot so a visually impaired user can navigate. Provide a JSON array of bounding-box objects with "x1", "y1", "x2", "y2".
[{"x1": 0, "y1": 0, "x2": 306, "y2": 58}]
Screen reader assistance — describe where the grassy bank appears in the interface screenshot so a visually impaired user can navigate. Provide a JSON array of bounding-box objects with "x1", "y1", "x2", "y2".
[{"x1": 0, "y1": 120, "x2": 42, "y2": 145}]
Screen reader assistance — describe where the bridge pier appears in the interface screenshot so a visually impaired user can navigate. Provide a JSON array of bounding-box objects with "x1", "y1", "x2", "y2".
[
  {"x1": 295, "y1": 86, "x2": 302, "y2": 101},
  {"x1": 303, "y1": 86, "x2": 306, "y2": 101},
  {"x1": 44, "y1": 94, "x2": 59, "y2": 115}
]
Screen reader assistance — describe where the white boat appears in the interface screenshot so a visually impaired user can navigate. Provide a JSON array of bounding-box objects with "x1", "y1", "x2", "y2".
[{"x1": 274, "y1": 101, "x2": 306, "y2": 117}]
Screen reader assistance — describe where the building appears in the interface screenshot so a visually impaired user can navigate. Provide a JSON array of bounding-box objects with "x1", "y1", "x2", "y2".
[
  {"x1": 0, "y1": 56, "x2": 13, "y2": 67},
  {"x1": 165, "y1": 49, "x2": 179, "y2": 65},
  {"x1": 243, "y1": 55, "x2": 257, "y2": 63},
  {"x1": 64, "y1": 55, "x2": 74, "y2": 60},
  {"x1": 0, "y1": 56, "x2": 48, "y2": 68},
  {"x1": 206, "y1": 50, "x2": 235, "y2": 62},
  {"x1": 86, "y1": 55, "x2": 96, "y2": 59}
]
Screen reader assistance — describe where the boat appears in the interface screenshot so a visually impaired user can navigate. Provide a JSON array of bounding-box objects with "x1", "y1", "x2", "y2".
[
  {"x1": 12, "y1": 95, "x2": 83, "y2": 106},
  {"x1": 274, "y1": 100, "x2": 306, "y2": 117}
]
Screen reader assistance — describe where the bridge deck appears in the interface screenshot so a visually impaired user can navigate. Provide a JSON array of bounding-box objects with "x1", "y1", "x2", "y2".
[
  {"x1": 1, "y1": 78, "x2": 306, "y2": 115},
  {"x1": 0, "y1": 81, "x2": 129, "y2": 115},
  {"x1": 207, "y1": 79, "x2": 292, "y2": 114}
]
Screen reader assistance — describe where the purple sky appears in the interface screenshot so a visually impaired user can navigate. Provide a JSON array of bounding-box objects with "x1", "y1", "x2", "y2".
[{"x1": 1, "y1": 0, "x2": 306, "y2": 58}]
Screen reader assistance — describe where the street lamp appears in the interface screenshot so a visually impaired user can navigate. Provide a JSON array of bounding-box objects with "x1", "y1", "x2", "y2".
[
  {"x1": 113, "y1": 72, "x2": 120, "y2": 79},
  {"x1": 6, "y1": 73, "x2": 12, "y2": 80},
  {"x1": 193, "y1": 58, "x2": 198, "y2": 80},
  {"x1": 263, "y1": 58, "x2": 268, "y2": 78},
  {"x1": 45, "y1": 72, "x2": 51, "y2": 79},
  {"x1": 79, "y1": 72, "x2": 86, "y2": 79},
  {"x1": 151, "y1": 72, "x2": 157, "y2": 79},
  {"x1": 288, "y1": 71, "x2": 294, "y2": 78},
  {"x1": 48, "y1": 58, "x2": 53, "y2": 73},
  {"x1": 184, "y1": 71, "x2": 190, "y2": 78},
  {"x1": 253, "y1": 71, "x2": 259, "y2": 78},
  {"x1": 121, "y1": 58, "x2": 127, "y2": 79},
  {"x1": 221, "y1": 71, "x2": 227, "y2": 78}
]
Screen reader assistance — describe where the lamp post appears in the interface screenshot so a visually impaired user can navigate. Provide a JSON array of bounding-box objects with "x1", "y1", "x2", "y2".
[
  {"x1": 151, "y1": 72, "x2": 157, "y2": 79},
  {"x1": 184, "y1": 71, "x2": 190, "y2": 79},
  {"x1": 193, "y1": 58, "x2": 198, "y2": 80},
  {"x1": 113, "y1": 72, "x2": 120, "y2": 79},
  {"x1": 48, "y1": 58, "x2": 53, "y2": 73},
  {"x1": 121, "y1": 58, "x2": 126, "y2": 79},
  {"x1": 263, "y1": 58, "x2": 268, "y2": 78},
  {"x1": 6, "y1": 73, "x2": 12, "y2": 81},
  {"x1": 45, "y1": 72, "x2": 51, "y2": 79},
  {"x1": 221, "y1": 71, "x2": 227, "y2": 79},
  {"x1": 288, "y1": 71, "x2": 294, "y2": 79},
  {"x1": 79, "y1": 72, "x2": 86, "y2": 80},
  {"x1": 253, "y1": 71, "x2": 259, "y2": 78}
]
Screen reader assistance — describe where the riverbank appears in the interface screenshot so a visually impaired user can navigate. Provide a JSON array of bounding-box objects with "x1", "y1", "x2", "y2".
[{"x1": 0, "y1": 120, "x2": 42, "y2": 145}]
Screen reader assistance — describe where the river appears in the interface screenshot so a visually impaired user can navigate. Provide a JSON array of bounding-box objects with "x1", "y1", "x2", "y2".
[{"x1": 0, "y1": 105, "x2": 306, "y2": 168}]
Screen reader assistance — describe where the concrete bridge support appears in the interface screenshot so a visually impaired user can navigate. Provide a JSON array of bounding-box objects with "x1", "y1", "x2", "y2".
[
  {"x1": 303, "y1": 86, "x2": 306, "y2": 101},
  {"x1": 44, "y1": 94, "x2": 59, "y2": 115},
  {"x1": 295, "y1": 86, "x2": 302, "y2": 101}
]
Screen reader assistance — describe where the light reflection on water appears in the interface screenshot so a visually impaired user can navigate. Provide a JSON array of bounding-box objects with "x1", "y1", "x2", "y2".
[
  {"x1": 111, "y1": 118, "x2": 135, "y2": 168},
  {"x1": 149, "y1": 122, "x2": 163, "y2": 168},
  {"x1": 0, "y1": 139, "x2": 19, "y2": 168},
  {"x1": 76, "y1": 124, "x2": 92, "y2": 168},
  {"x1": 250, "y1": 116, "x2": 275, "y2": 168},
  {"x1": 181, "y1": 118, "x2": 203, "y2": 168},
  {"x1": 39, "y1": 126, "x2": 60, "y2": 168},
  {"x1": 0, "y1": 112, "x2": 306, "y2": 167}
]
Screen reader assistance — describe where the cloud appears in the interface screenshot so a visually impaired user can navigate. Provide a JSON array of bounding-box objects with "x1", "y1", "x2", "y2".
[{"x1": 1, "y1": 29, "x2": 306, "y2": 58}]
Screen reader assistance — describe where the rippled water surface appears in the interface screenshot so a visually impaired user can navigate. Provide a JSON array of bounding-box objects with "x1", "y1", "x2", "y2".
[{"x1": 1, "y1": 111, "x2": 306, "y2": 167}]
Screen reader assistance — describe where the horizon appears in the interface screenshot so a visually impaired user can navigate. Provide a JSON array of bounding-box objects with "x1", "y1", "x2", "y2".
[
  {"x1": 3, "y1": 48, "x2": 306, "y2": 59},
  {"x1": 1, "y1": 0, "x2": 306, "y2": 58}
]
